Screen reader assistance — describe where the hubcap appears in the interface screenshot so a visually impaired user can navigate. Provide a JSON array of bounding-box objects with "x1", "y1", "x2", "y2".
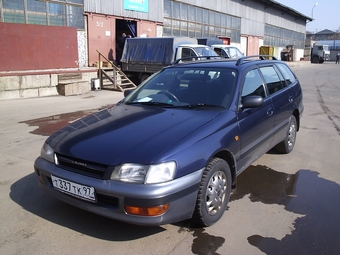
[
  {"x1": 205, "y1": 171, "x2": 227, "y2": 215},
  {"x1": 287, "y1": 122, "x2": 296, "y2": 148}
]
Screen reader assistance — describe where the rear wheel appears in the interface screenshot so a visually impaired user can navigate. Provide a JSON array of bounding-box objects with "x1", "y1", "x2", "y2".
[
  {"x1": 192, "y1": 158, "x2": 231, "y2": 227},
  {"x1": 311, "y1": 56, "x2": 319, "y2": 63},
  {"x1": 275, "y1": 115, "x2": 297, "y2": 154}
]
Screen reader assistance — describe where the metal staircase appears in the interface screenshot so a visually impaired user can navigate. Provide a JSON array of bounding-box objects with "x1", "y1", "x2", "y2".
[{"x1": 96, "y1": 50, "x2": 137, "y2": 92}]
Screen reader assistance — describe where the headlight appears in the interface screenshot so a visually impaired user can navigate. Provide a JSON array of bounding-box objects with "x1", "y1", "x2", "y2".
[
  {"x1": 111, "y1": 161, "x2": 176, "y2": 184},
  {"x1": 40, "y1": 143, "x2": 55, "y2": 163},
  {"x1": 145, "y1": 162, "x2": 176, "y2": 184}
]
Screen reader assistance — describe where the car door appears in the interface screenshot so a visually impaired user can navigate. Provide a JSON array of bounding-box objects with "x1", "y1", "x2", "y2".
[
  {"x1": 258, "y1": 64, "x2": 294, "y2": 147},
  {"x1": 237, "y1": 67, "x2": 275, "y2": 173}
]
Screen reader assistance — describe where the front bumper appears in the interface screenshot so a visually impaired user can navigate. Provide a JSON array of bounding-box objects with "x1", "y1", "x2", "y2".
[{"x1": 34, "y1": 157, "x2": 203, "y2": 226}]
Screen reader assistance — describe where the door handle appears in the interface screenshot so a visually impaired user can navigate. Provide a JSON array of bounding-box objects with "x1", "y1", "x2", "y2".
[{"x1": 267, "y1": 108, "x2": 274, "y2": 116}]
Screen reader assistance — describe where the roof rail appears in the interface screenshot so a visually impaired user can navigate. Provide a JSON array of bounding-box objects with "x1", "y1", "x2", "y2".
[
  {"x1": 236, "y1": 55, "x2": 278, "y2": 66},
  {"x1": 171, "y1": 55, "x2": 224, "y2": 65}
]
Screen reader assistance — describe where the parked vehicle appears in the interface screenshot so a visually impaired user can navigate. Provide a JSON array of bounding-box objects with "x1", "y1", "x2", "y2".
[
  {"x1": 211, "y1": 44, "x2": 245, "y2": 59},
  {"x1": 120, "y1": 37, "x2": 218, "y2": 83},
  {"x1": 34, "y1": 55, "x2": 303, "y2": 227},
  {"x1": 196, "y1": 37, "x2": 244, "y2": 59},
  {"x1": 311, "y1": 44, "x2": 330, "y2": 63},
  {"x1": 197, "y1": 37, "x2": 224, "y2": 46}
]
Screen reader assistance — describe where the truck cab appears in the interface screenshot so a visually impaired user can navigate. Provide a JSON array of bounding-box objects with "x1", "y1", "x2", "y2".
[
  {"x1": 211, "y1": 44, "x2": 245, "y2": 59},
  {"x1": 311, "y1": 44, "x2": 330, "y2": 64},
  {"x1": 176, "y1": 44, "x2": 219, "y2": 61}
]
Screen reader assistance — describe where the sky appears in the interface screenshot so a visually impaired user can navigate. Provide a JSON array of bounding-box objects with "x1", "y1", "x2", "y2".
[{"x1": 276, "y1": 0, "x2": 340, "y2": 32}]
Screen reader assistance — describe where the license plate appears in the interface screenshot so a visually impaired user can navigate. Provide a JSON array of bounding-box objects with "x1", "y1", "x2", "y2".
[{"x1": 51, "y1": 175, "x2": 96, "y2": 202}]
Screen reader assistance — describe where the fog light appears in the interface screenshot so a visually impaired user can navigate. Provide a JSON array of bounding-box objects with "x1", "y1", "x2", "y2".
[{"x1": 125, "y1": 204, "x2": 170, "y2": 216}]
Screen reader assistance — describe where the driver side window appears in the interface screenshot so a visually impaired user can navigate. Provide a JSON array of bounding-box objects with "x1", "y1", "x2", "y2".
[
  {"x1": 182, "y1": 48, "x2": 196, "y2": 61},
  {"x1": 241, "y1": 69, "x2": 266, "y2": 98}
]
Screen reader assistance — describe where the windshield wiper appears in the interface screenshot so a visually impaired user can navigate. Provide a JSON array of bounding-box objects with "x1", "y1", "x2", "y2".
[
  {"x1": 126, "y1": 101, "x2": 174, "y2": 107},
  {"x1": 181, "y1": 103, "x2": 224, "y2": 108}
]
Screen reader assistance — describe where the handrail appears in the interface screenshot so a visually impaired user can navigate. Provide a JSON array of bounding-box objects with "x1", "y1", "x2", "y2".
[
  {"x1": 96, "y1": 50, "x2": 115, "y2": 65},
  {"x1": 95, "y1": 50, "x2": 137, "y2": 91},
  {"x1": 96, "y1": 50, "x2": 115, "y2": 89}
]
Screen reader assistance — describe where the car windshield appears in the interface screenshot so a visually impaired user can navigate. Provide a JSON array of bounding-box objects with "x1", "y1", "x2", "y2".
[
  {"x1": 223, "y1": 47, "x2": 244, "y2": 58},
  {"x1": 124, "y1": 67, "x2": 238, "y2": 108},
  {"x1": 195, "y1": 46, "x2": 219, "y2": 57}
]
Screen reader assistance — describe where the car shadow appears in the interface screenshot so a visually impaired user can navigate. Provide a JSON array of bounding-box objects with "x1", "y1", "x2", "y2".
[{"x1": 10, "y1": 173, "x2": 165, "y2": 241}]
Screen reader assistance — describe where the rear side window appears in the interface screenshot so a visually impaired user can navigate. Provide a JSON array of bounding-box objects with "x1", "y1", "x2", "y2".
[
  {"x1": 276, "y1": 63, "x2": 296, "y2": 85},
  {"x1": 260, "y1": 66, "x2": 285, "y2": 95},
  {"x1": 242, "y1": 69, "x2": 266, "y2": 98}
]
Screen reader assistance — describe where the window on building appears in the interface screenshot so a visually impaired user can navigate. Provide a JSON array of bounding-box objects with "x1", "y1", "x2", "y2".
[
  {"x1": 188, "y1": 5, "x2": 195, "y2": 22},
  {"x1": 164, "y1": 0, "x2": 171, "y2": 17},
  {"x1": 196, "y1": 8, "x2": 202, "y2": 23},
  {"x1": 49, "y1": 2, "x2": 66, "y2": 26},
  {"x1": 264, "y1": 24, "x2": 304, "y2": 48},
  {"x1": 180, "y1": 21, "x2": 188, "y2": 36},
  {"x1": 173, "y1": 1, "x2": 180, "y2": 19},
  {"x1": 68, "y1": 4, "x2": 83, "y2": 28},
  {"x1": 162, "y1": 0, "x2": 241, "y2": 43},
  {"x1": 1, "y1": 0, "x2": 84, "y2": 29},
  {"x1": 27, "y1": 0, "x2": 47, "y2": 25},
  {"x1": 181, "y1": 4, "x2": 188, "y2": 21},
  {"x1": 68, "y1": 0, "x2": 83, "y2": 3},
  {"x1": 3, "y1": 0, "x2": 25, "y2": 24},
  {"x1": 188, "y1": 22, "x2": 195, "y2": 37}
]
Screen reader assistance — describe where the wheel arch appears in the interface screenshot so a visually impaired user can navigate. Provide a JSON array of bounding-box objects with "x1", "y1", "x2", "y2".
[
  {"x1": 212, "y1": 150, "x2": 237, "y2": 188},
  {"x1": 293, "y1": 109, "x2": 300, "y2": 132}
]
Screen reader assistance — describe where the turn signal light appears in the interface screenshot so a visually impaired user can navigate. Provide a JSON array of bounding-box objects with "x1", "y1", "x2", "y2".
[{"x1": 125, "y1": 204, "x2": 170, "y2": 216}]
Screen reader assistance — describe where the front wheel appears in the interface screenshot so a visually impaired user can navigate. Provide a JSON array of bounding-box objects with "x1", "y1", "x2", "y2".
[
  {"x1": 275, "y1": 115, "x2": 297, "y2": 154},
  {"x1": 192, "y1": 158, "x2": 231, "y2": 227}
]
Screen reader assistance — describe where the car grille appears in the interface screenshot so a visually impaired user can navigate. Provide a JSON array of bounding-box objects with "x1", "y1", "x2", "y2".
[{"x1": 55, "y1": 153, "x2": 109, "y2": 179}]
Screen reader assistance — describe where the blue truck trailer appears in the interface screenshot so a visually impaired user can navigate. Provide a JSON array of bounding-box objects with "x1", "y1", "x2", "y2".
[{"x1": 120, "y1": 37, "x2": 218, "y2": 83}]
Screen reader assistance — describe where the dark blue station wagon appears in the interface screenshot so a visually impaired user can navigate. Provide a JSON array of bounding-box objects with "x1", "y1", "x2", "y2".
[{"x1": 34, "y1": 56, "x2": 303, "y2": 226}]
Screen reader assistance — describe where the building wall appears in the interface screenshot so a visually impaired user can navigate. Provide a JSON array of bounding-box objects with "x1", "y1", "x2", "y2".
[
  {"x1": 183, "y1": 0, "x2": 307, "y2": 36},
  {"x1": 0, "y1": 23, "x2": 78, "y2": 72},
  {"x1": 86, "y1": 13, "x2": 116, "y2": 66},
  {"x1": 84, "y1": 0, "x2": 163, "y2": 23}
]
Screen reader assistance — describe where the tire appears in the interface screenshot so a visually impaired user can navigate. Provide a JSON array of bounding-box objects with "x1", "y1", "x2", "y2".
[
  {"x1": 275, "y1": 115, "x2": 297, "y2": 154},
  {"x1": 311, "y1": 56, "x2": 319, "y2": 64},
  {"x1": 192, "y1": 158, "x2": 231, "y2": 227}
]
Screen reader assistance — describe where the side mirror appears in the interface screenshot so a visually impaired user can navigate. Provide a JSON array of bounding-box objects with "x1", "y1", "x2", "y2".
[
  {"x1": 241, "y1": 95, "x2": 264, "y2": 108},
  {"x1": 124, "y1": 89, "x2": 134, "y2": 97}
]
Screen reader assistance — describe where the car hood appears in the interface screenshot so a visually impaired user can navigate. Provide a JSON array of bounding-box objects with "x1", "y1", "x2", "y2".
[{"x1": 47, "y1": 104, "x2": 221, "y2": 166}]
